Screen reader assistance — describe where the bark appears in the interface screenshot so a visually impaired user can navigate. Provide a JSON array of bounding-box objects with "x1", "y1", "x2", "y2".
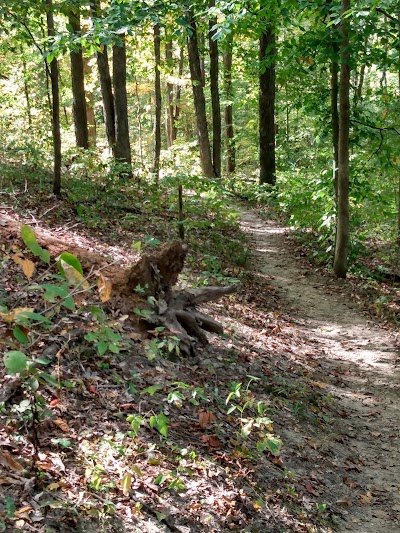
[
  {"x1": 165, "y1": 39, "x2": 174, "y2": 148},
  {"x1": 113, "y1": 37, "x2": 132, "y2": 167},
  {"x1": 333, "y1": 0, "x2": 351, "y2": 279},
  {"x1": 97, "y1": 46, "x2": 115, "y2": 153},
  {"x1": 223, "y1": 36, "x2": 235, "y2": 174},
  {"x1": 153, "y1": 23, "x2": 162, "y2": 179},
  {"x1": 91, "y1": 0, "x2": 115, "y2": 152},
  {"x1": 69, "y1": 12, "x2": 89, "y2": 149},
  {"x1": 209, "y1": 0, "x2": 222, "y2": 178},
  {"x1": 259, "y1": 25, "x2": 276, "y2": 185},
  {"x1": 83, "y1": 56, "x2": 96, "y2": 147},
  {"x1": 21, "y1": 50, "x2": 32, "y2": 129},
  {"x1": 331, "y1": 57, "x2": 339, "y2": 202},
  {"x1": 46, "y1": 0, "x2": 61, "y2": 197},
  {"x1": 187, "y1": 10, "x2": 215, "y2": 178}
]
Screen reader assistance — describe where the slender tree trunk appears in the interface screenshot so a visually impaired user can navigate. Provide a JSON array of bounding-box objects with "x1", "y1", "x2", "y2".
[
  {"x1": 113, "y1": 37, "x2": 132, "y2": 167},
  {"x1": 91, "y1": 0, "x2": 115, "y2": 153},
  {"x1": 331, "y1": 57, "x2": 339, "y2": 202},
  {"x1": 153, "y1": 23, "x2": 162, "y2": 179},
  {"x1": 223, "y1": 36, "x2": 235, "y2": 174},
  {"x1": 174, "y1": 47, "x2": 184, "y2": 141},
  {"x1": 187, "y1": 10, "x2": 215, "y2": 178},
  {"x1": 398, "y1": 15, "x2": 400, "y2": 246},
  {"x1": 166, "y1": 39, "x2": 174, "y2": 148},
  {"x1": 21, "y1": 50, "x2": 32, "y2": 129},
  {"x1": 69, "y1": 12, "x2": 89, "y2": 149},
  {"x1": 97, "y1": 46, "x2": 115, "y2": 153},
  {"x1": 83, "y1": 56, "x2": 96, "y2": 146},
  {"x1": 209, "y1": 0, "x2": 221, "y2": 178},
  {"x1": 46, "y1": 0, "x2": 61, "y2": 196},
  {"x1": 259, "y1": 24, "x2": 276, "y2": 185},
  {"x1": 333, "y1": 0, "x2": 351, "y2": 278}
]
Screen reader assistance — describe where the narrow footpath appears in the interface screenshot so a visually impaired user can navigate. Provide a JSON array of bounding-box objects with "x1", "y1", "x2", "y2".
[{"x1": 240, "y1": 209, "x2": 400, "y2": 532}]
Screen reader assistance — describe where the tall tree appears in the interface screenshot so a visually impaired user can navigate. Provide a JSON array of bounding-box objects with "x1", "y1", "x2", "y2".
[
  {"x1": 153, "y1": 22, "x2": 161, "y2": 179},
  {"x1": 187, "y1": 9, "x2": 215, "y2": 178},
  {"x1": 259, "y1": 22, "x2": 276, "y2": 185},
  {"x1": 333, "y1": 0, "x2": 351, "y2": 278},
  {"x1": 223, "y1": 35, "x2": 235, "y2": 174},
  {"x1": 91, "y1": 0, "x2": 115, "y2": 153},
  {"x1": 68, "y1": 9, "x2": 89, "y2": 149},
  {"x1": 209, "y1": 0, "x2": 221, "y2": 178},
  {"x1": 46, "y1": 0, "x2": 61, "y2": 196},
  {"x1": 113, "y1": 36, "x2": 132, "y2": 167}
]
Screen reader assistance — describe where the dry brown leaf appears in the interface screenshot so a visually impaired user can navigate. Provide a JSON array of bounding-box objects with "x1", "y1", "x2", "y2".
[
  {"x1": 12, "y1": 254, "x2": 35, "y2": 279},
  {"x1": 15, "y1": 506, "x2": 33, "y2": 515},
  {"x1": 53, "y1": 418, "x2": 70, "y2": 432},
  {"x1": 97, "y1": 274, "x2": 112, "y2": 302},
  {"x1": 198, "y1": 410, "x2": 216, "y2": 429},
  {"x1": 200, "y1": 434, "x2": 221, "y2": 448},
  {"x1": 47, "y1": 482, "x2": 60, "y2": 491},
  {"x1": 360, "y1": 491, "x2": 373, "y2": 505},
  {"x1": 0, "y1": 307, "x2": 34, "y2": 322},
  {"x1": 0, "y1": 451, "x2": 26, "y2": 473}
]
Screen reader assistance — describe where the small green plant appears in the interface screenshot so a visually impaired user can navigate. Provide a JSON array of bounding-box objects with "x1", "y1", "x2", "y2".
[
  {"x1": 149, "y1": 412, "x2": 169, "y2": 437},
  {"x1": 84, "y1": 325, "x2": 125, "y2": 356}
]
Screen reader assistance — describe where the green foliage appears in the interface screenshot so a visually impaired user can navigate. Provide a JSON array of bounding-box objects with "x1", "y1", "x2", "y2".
[{"x1": 20, "y1": 224, "x2": 50, "y2": 264}]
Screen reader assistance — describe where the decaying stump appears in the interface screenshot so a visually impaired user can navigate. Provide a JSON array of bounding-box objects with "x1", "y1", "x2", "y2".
[
  {"x1": 0, "y1": 212, "x2": 238, "y2": 355},
  {"x1": 115, "y1": 241, "x2": 238, "y2": 355}
]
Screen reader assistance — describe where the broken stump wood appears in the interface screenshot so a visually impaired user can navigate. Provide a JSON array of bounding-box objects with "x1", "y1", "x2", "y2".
[{"x1": 122, "y1": 242, "x2": 238, "y2": 355}]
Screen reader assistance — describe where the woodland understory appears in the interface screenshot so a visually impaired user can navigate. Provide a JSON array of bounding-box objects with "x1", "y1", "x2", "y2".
[{"x1": 1, "y1": 0, "x2": 400, "y2": 531}]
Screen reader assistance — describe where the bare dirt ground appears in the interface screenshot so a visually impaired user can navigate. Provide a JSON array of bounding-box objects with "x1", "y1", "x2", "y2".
[{"x1": 240, "y1": 208, "x2": 400, "y2": 532}]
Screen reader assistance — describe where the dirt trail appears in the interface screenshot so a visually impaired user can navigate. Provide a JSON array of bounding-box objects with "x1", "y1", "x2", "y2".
[{"x1": 240, "y1": 209, "x2": 400, "y2": 532}]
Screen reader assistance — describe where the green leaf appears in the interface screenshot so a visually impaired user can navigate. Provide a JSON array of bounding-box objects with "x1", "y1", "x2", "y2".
[
  {"x1": 20, "y1": 225, "x2": 50, "y2": 263},
  {"x1": 154, "y1": 474, "x2": 168, "y2": 486},
  {"x1": 97, "y1": 341, "x2": 108, "y2": 356},
  {"x1": 57, "y1": 252, "x2": 83, "y2": 275},
  {"x1": 42, "y1": 283, "x2": 69, "y2": 303},
  {"x1": 145, "y1": 236, "x2": 161, "y2": 247},
  {"x1": 39, "y1": 372, "x2": 58, "y2": 387},
  {"x1": 15, "y1": 311, "x2": 51, "y2": 325},
  {"x1": 256, "y1": 436, "x2": 282, "y2": 455},
  {"x1": 141, "y1": 385, "x2": 163, "y2": 396},
  {"x1": 63, "y1": 296, "x2": 76, "y2": 311},
  {"x1": 4, "y1": 351, "x2": 27, "y2": 374},
  {"x1": 131, "y1": 241, "x2": 142, "y2": 252},
  {"x1": 13, "y1": 326, "x2": 29, "y2": 345}
]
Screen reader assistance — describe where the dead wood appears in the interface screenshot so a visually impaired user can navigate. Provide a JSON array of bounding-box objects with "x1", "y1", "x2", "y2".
[{"x1": 0, "y1": 213, "x2": 238, "y2": 355}]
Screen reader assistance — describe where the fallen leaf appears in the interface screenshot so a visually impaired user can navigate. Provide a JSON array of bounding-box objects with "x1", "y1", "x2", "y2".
[
  {"x1": 201, "y1": 434, "x2": 221, "y2": 448},
  {"x1": 304, "y1": 483, "x2": 320, "y2": 496},
  {"x1": 47, "y1": 482, "x2": 60, "y2": 491},
  {"x1": 0, "y1": 451, "x2": 26, "y2": 472},
  {"x1": 198, "y1": 410, "x2": 216, "y2": 428},
  {"x1": 370, "y1": 432, "x2": 381, "y2": 438},
  {"x1": 360, "y1": 491, "x2": 373, "y2": 505},
  {"x1": 336, "y1": 496, "x2": 353, "y2": 507},
  {"x1": 97, "y1": 274, "x2": 112, "y2": 302},
  {"x1": 15, "y1": 505, "x2": 33, "y2": 515},
  {"x1": 53, "y1": 418, "x2": 69, "y2": 432},
  {"x1": 12, "y1": 254, "x2": 35, "y2": 279}
]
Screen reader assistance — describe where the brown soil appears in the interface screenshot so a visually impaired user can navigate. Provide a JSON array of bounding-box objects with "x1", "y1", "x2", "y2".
[{"x1": 240, "y1": 208, "x2": 400, "y2": 532}]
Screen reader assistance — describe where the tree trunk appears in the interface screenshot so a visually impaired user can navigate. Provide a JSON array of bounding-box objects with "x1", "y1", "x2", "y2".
[
  {"x1": 46, "y1": 0, "x2": 61, "y2": 196},
  {"x1": 69, "y1": 12, "x2": 89, "y2": 149},
  {"x1": 209, "y1": 0, "x2": 221, "y2": 178},
  {"x1": 97, "y1": 46, "x2": 115, "y2": 153},
  {"x1": 331, "y1": 57, "x2": 339, "y2": 202},
  {"x1": 21, "y1": 49, "x2": 32, "y2": 129},
  {"x1": 166, "y1": 39, "x2": 174, "y2": 148},
  {"x1": 333, "y1": 0, "x2": 351, "y2": 279},
  {"x1": 223, "y1": 36, "x2": 235, "y2": 174},
  {"x1": 187, "y1": 10, "x2": 215, "y2": 178},
  {"x1": 153, "y1": 23, "x2": 162, "y2": 179},
  {"x1": 259, "y1": 24, "x2": 276, "y2": 185},
  {"x1": 83, "y1": 56, "x2": 96, "y2": 147},
  {"x1": 113, "y1": 37, "x2": 132, "y2": 167},
  {"x1": 91, "y1": 0, "x2": 115, "y2": 153}
]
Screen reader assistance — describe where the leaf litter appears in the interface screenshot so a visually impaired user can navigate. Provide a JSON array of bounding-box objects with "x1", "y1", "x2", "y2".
[{"x1": 0, "y1": 196, "x2": 399, "y2": 532}]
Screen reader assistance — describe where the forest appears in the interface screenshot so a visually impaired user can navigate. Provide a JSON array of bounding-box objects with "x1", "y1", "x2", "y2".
[{"x1": 0, "y1": 0, "x2": 400, "y2": 531}]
